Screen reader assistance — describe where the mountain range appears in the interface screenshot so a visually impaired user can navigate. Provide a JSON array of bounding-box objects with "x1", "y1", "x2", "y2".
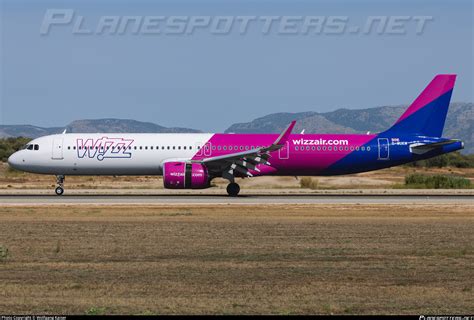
[
  {"x1": 225, "y1": 102, "x2": 473, "y2": 154},
  {"x1": 1, "y1": 103, "x2": 472, "y2": 153},
  {"x1": 0, "y1": 119, "x2": 201, "y2": 138}
]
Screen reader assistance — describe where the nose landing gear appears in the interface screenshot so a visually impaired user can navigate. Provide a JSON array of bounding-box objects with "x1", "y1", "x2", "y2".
[
  {"x1": 55, "y1": 175, "x2": 65, "y2": 196},
  {"x1": 226, "y1": 182, "x2": 240, "y2": 197}
]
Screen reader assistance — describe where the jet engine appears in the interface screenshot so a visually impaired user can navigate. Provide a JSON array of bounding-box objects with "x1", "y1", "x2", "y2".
[{"x1": 163, "y1": 161, "x2": 210, "y2": 189}]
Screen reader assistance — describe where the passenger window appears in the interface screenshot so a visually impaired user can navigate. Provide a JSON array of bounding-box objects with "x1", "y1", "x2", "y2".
[
  {"x1": 178, "y1": 146, "x2": 181, "y2": 150},
  {"x1": 295, "y1": 146, "x2": 299, "y2": 151},
  {"x1": 68, "y1": 146, "x2": 71, "y2": 150},
  {"x1": 145, "y1": 146, "x2": 148, "y2": 150},
  {"x1": 367, "y1": 147, "x2": 371, "y2": 151},
  {"x1": 173, "y1": 146, "x2": 175, "y2": 150},
  {"x1": 73, "y1": 146, "x2": 76, "y2": 150}
]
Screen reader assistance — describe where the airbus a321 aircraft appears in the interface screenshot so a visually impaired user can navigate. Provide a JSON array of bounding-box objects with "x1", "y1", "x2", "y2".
[{"x1": 8, "y1": 74, "x2": 464, "y2": 196}]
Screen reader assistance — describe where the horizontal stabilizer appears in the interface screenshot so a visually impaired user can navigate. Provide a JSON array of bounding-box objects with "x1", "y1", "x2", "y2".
[{"x1": 410, "y1": 139, "x2": 460, "y2": 154}]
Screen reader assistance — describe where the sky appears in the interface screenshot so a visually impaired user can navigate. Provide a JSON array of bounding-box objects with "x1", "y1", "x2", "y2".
[{"x1": 0, "y1": 0, "x2": 472, "y2": 132}]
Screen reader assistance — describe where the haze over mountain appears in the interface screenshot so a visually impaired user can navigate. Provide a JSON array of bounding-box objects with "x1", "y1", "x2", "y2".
[
  {"x1": 1, "y1": 103, "x2": 472, "y2": 154},
  {"x1": 0, "y1": 119, "x2": 201, "y2": 138},
  {"x1": 226, "y1": 103, "x2": 473, "y2": 154}
]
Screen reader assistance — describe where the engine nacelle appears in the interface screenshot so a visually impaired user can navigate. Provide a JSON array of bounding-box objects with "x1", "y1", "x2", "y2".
[{"x1": 163, "y1": 161, "x2": 210, "y2": 189}]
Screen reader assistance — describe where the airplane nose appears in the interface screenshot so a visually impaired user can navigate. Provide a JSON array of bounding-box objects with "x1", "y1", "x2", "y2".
[{"x1": 7, "y1": 152, "x2": 22, "y2": 169}]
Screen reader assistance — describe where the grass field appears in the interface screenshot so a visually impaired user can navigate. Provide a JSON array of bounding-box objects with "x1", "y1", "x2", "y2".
[{"x1": 0, "y1": 204, "x2": 473, "y2": 315}]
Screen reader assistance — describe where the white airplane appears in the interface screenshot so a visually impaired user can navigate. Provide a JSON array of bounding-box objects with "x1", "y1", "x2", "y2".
[{"x1": 7, "y1": 75, "x2": 463, "y2": 196}]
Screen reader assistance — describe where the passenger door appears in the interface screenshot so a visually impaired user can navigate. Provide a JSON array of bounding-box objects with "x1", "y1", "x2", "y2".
[
  {"x1": 377, "y1": 138, "x2": 389, "y2": 160},
  {"x1": 52, "y1": 138, "x2": 64, "y2": 160}
]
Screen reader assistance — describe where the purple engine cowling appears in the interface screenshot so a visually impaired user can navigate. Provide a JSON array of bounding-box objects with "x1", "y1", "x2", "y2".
[{"x1": 163, "y1": 161, "x2": 210, "y2": 189}]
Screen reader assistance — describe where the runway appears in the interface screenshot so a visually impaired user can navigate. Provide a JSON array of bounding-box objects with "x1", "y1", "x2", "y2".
[{"x1": 0, "y1": 194, "x2": 472, "y2": 205}]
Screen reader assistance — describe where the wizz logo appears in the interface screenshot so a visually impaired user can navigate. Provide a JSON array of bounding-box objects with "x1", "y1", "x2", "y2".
[{"x1": 76, "y1": 137, "x2": 134, "y2": 161}]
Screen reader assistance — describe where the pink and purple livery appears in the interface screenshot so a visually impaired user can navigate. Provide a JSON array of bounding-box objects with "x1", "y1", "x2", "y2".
[{"x1": 8, "y1": 74, "x2": 464, "y2": 196}]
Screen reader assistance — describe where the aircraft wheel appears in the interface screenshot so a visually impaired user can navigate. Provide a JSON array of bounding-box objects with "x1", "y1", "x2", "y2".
[
  {"x1": 226, "y1": 183, "x2": 240, "y2": 197},
  {"x1": 55, "y1": 186, "x2": 64, "y2": 196}
]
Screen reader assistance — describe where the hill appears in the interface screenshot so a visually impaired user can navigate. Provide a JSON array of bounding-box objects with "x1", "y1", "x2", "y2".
[
  {"x1": 0, "y1": 103, "x2": 472, "y2": 153},
  {"x1": 225, "y1": 103, "x2": 473, "y2": 154},
  {"x1": 0, "y1": 119, "x2": 201, "y2": 138}
]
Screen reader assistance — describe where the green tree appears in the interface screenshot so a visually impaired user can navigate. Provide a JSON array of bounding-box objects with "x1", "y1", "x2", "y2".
[{"x1": 0, "y1": 137, "x2": 31, "y2": 162}]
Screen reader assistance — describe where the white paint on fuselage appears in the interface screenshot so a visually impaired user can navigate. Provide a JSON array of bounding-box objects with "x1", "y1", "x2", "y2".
[{"x1": 8, "y1": 133, "x2": 213, "y2": 175}]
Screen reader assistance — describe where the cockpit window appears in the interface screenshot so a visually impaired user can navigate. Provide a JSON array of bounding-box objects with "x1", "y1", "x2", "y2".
[{"x1": 23, "y1": 144, "x2": 39, "y2": 151}]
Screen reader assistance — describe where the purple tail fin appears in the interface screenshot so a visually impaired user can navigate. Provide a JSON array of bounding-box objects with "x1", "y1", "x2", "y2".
[{"x1": 385, "y1": 74, "x2": 456, "y2": 137}]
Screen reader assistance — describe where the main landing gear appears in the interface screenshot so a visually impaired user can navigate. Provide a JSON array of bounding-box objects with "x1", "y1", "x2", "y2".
[
  {"x1": 55, "y1": 175, "x2": 65, "y2": 196},
  {"x1": 226, "y1": 182, "x2": 240, "y2": 197}
]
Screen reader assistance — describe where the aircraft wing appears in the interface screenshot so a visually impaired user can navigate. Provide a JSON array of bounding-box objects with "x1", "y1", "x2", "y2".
[
  {"x1": 193, "y1": 121, "x2": 296, "y2": 178},
  {"x1": 410, "y1": 139, "x2": 460, "y2": 154}
]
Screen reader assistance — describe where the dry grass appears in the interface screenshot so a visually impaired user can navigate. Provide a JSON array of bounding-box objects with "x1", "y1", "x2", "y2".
[
  {"x1": 299, "y1": 177, "x2": 319, "y2": 189},
  {"x1": 0, "y1": 204, "x2": 473, "y2": 315}
]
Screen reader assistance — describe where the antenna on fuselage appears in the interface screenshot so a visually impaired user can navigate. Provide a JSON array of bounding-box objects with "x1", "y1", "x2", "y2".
[
  {"x1": 300, "y1": 129, "x2": 305, "y2": 134},
  {"x1": 62, "y1": 128, "x2": 67, "y2": 134}
]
